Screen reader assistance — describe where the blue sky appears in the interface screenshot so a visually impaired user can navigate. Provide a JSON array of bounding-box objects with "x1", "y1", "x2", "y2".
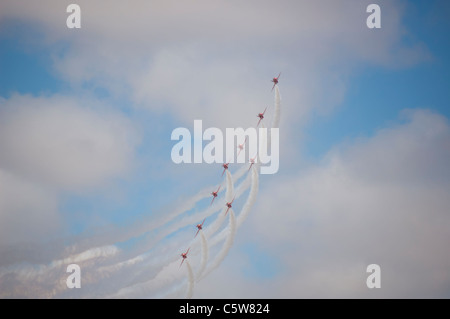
[
  {"x1": 305, "y1": 1, "x2": 450, "y2": 159},
  {"x1": 1, "y1": 0, "x2": 449, "y2": 298}
]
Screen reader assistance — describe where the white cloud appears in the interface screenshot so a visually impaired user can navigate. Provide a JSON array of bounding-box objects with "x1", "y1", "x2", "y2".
[
  {"x1": 0, "y1": 169, "x2": 60, "y2": 246},
  {"x1": 0, "y1": 94, "x2": 140, "y2": 191},
  {"x1": 0, "y1": 0, "x2": 429, "y2": 128},
  {"x1": 0, "y1": 94, "x2": 141, "y2": 247}
]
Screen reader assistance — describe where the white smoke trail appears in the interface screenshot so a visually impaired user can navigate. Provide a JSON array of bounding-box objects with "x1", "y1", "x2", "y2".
[
  {"x1": 144, "y1": 164, "x2": 245, "y2": 234},
  {"x1": 207, "y1": 163, "x2": 259, "y2": 248},
  {"x1": 204, "y1": 170, "x2": 234, "y2": 237},
  {"x1": 263, "y1": 84, "x2": 281, "y2": 153},
  {"x1": 110, "y1": 168, "x2": 237, "y2": 298},
  {"x1": 105, "y1": 83, "x2": 277, "y2": 296},
  {"x1": 237, "y1": 165, "x2": 259, "y2": 228},
  {"x1": 1, "y1": 83, "x2": 280, "y2": 299},
  {"x1": 185, "y1": 260, "x2": 194, "y2": 299},
  {"x1": 195, "y1": 230, "x2": 208, "y2": 281},
  {"x1": 0, "y1": 245, "x2": 119, "y2": 280},
  {"x1": 115, "y1": 164, "x2": 251, "y2": 297},
  {"x1": 137, "y1": 163, "x2": 245, "y2": 238},
  {"x1": 97, "y1": 169, "x2": 249, "y2": 293},
  {"x1": 142, "y1": 167, "x2": 238, "y2": 248},
  {"x1": 87, "y1": 84, "x2": 269, "y2": 296},
  {"x1": 63, "y1": 165, "x2": 250, "y2": 259},
  {"x1": 200, "y1": 208, "x2": 236, "y2": 280},
  {"x1": 225, "y1": 169, "x2": 234, "y2": 202},
  {"x1": 55, "y1": 167, "x2": 244, "y2": 297},
  {"x1": 98, "y1": 167, "x2": 243, "y2": 271},
  {"x1": 272, "y1": 85, "x2": 281, "y2": 128}
]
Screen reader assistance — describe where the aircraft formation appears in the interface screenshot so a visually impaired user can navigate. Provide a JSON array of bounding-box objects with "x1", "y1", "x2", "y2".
[{"x1": 179, "y1": 73, "x2": 281, "y2": 268}]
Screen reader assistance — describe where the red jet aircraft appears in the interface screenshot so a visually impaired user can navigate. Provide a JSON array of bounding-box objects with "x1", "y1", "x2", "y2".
[
  {"x1": 180, "y1": 248, "x2": 190, "y2": 267},
  {"x1": 210, "y1": 185, "x2": 221, "y2": 205},
  {"x1": 257, "y1": 107, "x2": 267, "y2": 127},
  {"x1": 248, "y1": 156, "x2": 256, "y2": 171},
  {"x1": 271, "y1": 72, "x2": 281, "y2": 91},
  {"x1": 195, "y1": 219, "x2": 206, "y2": 238},
  {"x1": 225, "y1": 196, "x2": 236, "y2": 215},
  {"x1": 237, "y1": 137, "x2": 247, "y2": 156},
  {"x1": 221, "y1": 163, "x2": 229, "y2": 176}
]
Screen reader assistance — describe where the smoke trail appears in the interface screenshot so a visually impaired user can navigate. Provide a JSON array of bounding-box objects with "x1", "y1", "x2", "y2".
[
  {"x1": 271, "y1": 85, "x2": 281, "y2": 129},
  {"x1": 262, "y1": 84, "x2": 281, "y2": 153},
  {"x1": 0, "y1": 83, "x2": 281, "y2": 299},
  {"x1": 47, "y1": 167, "x2": 245, "y2": 298},
  {"x1": 3, "y1": 163, "x2": 250, "y2": 277},
  {"x1": 185, "y1": 260, "x2": 194, "y2": 299},
  {"x1": 195, "y1": 230, "x2": 209, "y2": 281},
  {"x1": 100, "y1": 167, "x2": 242, "y2": 271},
  {"x1": 110, "y1": 131, "x2": 260, "y2": 297},
  {"x1": 200, "y1": 208, "x2": 236, "y2": 280},
  {"x1": 103, "y1": 83, "x2": 276, "y2": 295},
  {"x1": 204, "y1": 170, "x2": 234, "y2": 237},
  {"x1": 111, "y1": 165, "x2": 252, "y2": 297},
  {"x1": 156, "y1": 168, "x2": 235, "y2": 243},
  {"x1": 237, "y1": 165, "x2": 259, "y2": 228},
  {"x1": 225, "y1": 169, "x2": 234, "y2": 202},
  {"x1": 0, "y1": 245, "x2": 119, "y2": 281},
  {"x1": 62, "y1": 165, "x2": 251, "y2": 259},
  {"x1": 109, "y1": 169, "x2": 237, "y2": 298},
  {"x1": 208, "y1": 163, "x2": 259, "y2": 247},
  {"x1": 93, "y1": 168, "x2": 249, "y2": 292},
  {"x1": 139, "y1": 163, "x2": 243, "y2": 242}
]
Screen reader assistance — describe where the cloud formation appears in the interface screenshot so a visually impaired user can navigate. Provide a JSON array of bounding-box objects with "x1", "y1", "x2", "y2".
[
  {"x1": 0, "y1": 0, "x2": 429, "y2": 129},
  {"x1": 0, "y1": 94, "x2": 140, "y2": 246},
  {"x1": 0, "y1": 94, "x2": 140, "y2": 190}
]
